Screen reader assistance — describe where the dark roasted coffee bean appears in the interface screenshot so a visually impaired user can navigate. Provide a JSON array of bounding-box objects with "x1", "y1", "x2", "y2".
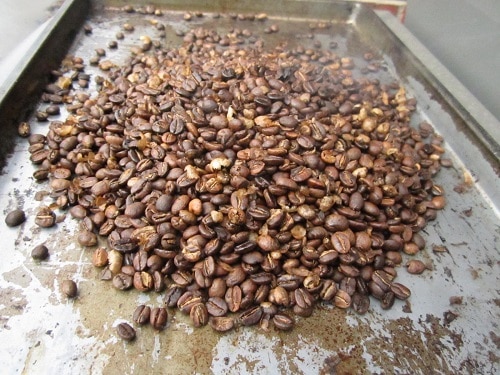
[
  {"x1": 61, "y1": 279, "x2": 78, "y2": 298},
  {"x1": 331, "y1": 232, "x2": 351, "y2": 254},
  {"x1": 351, "y1": 293, "x2": 370, "y2": 314},
  {"x1": 117, "y1": 322, "x2": 136, "y2": 341},
  {"x1": 31, "y1": 244, "x2": 49, "y2": 260},
  {"x1": 5, "y1": 209, "x2": 26, "y2": 227},
  {"x1": 225, "y1": 286, "x2": 242, "y2": 313},
  {"x1": 239, "y1": 305, "x2": 263, "y2": 326},
  {"x1": 206, "y1": 297, "x2": 228, "y2": 317},
  {"x1": 133, "y1": 305, "x2": 151, "y2": 325},
  {"x1": 390, "y1": 282, "x2": 411, "y2": 300},
  {"x1": 319, "y1": 279, "x2": 337, "y2": 301},
  {"x1": 150, "y1": 307, "x2": 168, "y2": 330},
  {"x1": 273, "y1": 312, "x2": 294, "y2": 331},
  {"x1": 112, "y1": 273, "x2": 133, "y2": 290},
  {"x1": 380, "y1": 291, "x2": 396, "y2": 309},
  {"x1": 294, "y1": 288, "x2": 314, "y2": 309},
  {"x1": 177, "y1": 291, "x2": 204, "y2": 314},
  {"x1": 164, "y1": 284, "x2": 184, "y2": 307}
]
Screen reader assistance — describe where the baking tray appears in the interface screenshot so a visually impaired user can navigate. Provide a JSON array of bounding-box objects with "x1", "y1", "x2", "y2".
[{"x1": 0, "y1": 0, "x2": 498, "y2": 374}]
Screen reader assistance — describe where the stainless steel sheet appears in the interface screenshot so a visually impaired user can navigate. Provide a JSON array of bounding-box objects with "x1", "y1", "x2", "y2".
[{"x1": 0, "y1": 1, "x2": 498, "y2": 374}]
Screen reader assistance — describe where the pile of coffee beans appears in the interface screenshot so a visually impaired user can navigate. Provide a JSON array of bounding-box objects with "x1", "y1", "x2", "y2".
[{"x1": 24, "y1": 7, "x2": 448, "y2": 334}]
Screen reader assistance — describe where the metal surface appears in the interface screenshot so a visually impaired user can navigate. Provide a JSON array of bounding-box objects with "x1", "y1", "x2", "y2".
[{"x1": 0, "y1": 1, "x2": 498, "y2": 374}]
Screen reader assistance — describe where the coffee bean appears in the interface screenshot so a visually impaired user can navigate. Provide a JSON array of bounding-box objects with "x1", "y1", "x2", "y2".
[
  {"x1": 24, "y1": 13, "x2": 451, "y2": 334},
  {"x1": 34, "y1": 207, "x2": 56, "y2": 228},
  {"x1": 5, "y1": 209, "x2": 26, "y2": 227},
  {"x1": 78, "y1": 230, "x2": 97, "y2": 247},
  {"x1": 406, "y1": 259, "x2": 427, "y2": 274},
  {"x1": 380, "y1": 291, "x2": 396, "y2": 310},
  {"x1": 239, "y1": 305, "x2": 263, "y2": 326},
  {"x1": 390, "y1": 282, "x2": 411, "y2": 300},
  {"x1": 206, "y1": 297, "x2": 228, "y2": 317},
  {"x1": 164, "y1": 284, "x2": 184, "y2": 307},
  {"x1": 331, "y1": 232, "x2": 351, "y2": 254},
  {"x1": 92, "y1": 247, "x2": 108, "y2": 267},
  {"x1": 128, "y1": 304, "x2": 150, "y2": 326},
  {"x1": 117, "y1": 322, "x2": 136, "y2": 341},
  {"x1": 31, "y1": 244, "x2": 49, "y2": 260},
  {"x1": 190, "y1": 303, "x2": 209, "y2": 327},
  {"x1": 61, "y1": 279, "x2": 78, "y2": 298},
  {"x1": 351, "y1": 293, "x2": 370, "y2": 314},
  {"x1": 334, "y1": 290, "x2": 351, "y2": 309},
  {"x1": 150, "y1": 307, "x2": 168, "y2": 330},
  {"x1": 225, "y1": 286, "x2": 242, "y2": 313},
  {"x1": 18, "y1": 122, "x2": 31, "y2": 137},
  {"x1": 273, "y1": 313, "x2": 294, "y2": 331},
  {"x1": 112, "y1": 273, "x2": 133, "y2": 290},
  {"x1": 209, "y1": 316, "x2": 234, "y2": 332}
]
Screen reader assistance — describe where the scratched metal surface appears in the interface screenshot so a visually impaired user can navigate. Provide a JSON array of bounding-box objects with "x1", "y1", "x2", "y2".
[{"x1": 0, "y1": 1, "x2": 499, "y2": 374}]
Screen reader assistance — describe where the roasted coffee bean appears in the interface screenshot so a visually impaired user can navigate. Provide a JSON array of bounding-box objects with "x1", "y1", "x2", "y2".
[
  {"x1": 206, "y1": 297, "x2": 228, "y2": 317},
  {"x1": 92, "y1": 247, "x2": 109, "y2": 267},
  {"x1": 269, "y1": 286, "x2": 290, "y2": 306},
  {"x1": 273, "y1": 313, "x2": 294, "y2": 331},
  {"x1": 239, "y1": 305, "x2": 263, "y2": 326},
  {"x1": 177, "y1": 291, "x2": 204, "y2": 314},
  {"x1": 371, "y1": 270, "x2": 391, "y2": 292},
  {"x1": 150, "y1": 307, "x2": 168, "y2": 330},
  {"x1": 31, "y1": 244, "x2": 49, "y2": 260},
  {"x1": 294, "y1": 288, "x2": 314, "y2": 309},
  {"x1": 46, "y1": 105, "x2": 60, "y2": 115},
  {"x1": 108, "y1": 250, "x2": 123, "y2": 274},
  {"x1": 5, "y1": 209, "x2": 26, "y2": 227},
  {"x1": 133, "y1": 271, "x2": 153, "y2": 291},
  {"x1": 406, "y1": 259, "x2": 427, "y2": 274},
  {"x1": 25, "y1": 17, "x2": 450, "y2": 333},
  {"x1": 380, "y1": 291, "x2": 396, "y2": 310},
  {"x1": 319, "y1": 279, "x2": 337, "y2": 301},
  {"x1": 190, "y1": 303, "x2": 209, "y2": 327},
  {"x1": 351, "y1": 293, "x2": 370, "y2": 314},
  {"x1": 117, "y1": 322, "x2": 136, "y2": 341},
  {"x1": 334, "y1": 290, "x2": 351, "y2": 309},
  {"x1": 18, "y1": 122, "x2": 31, "y2": 137},
  {"x1": 133, "y1": 305, "x2": 151, "y2": 325},
  {"x1": 225, "y1": 286, "x2": 242, "y2": 313},
  {"x1": 35, "y1": 207, "x2": 56, "y2": 228},
  {"x1": 208, "y1": 277, "x2": 226, "y2": 298},
  {"x1": 153, "y1": 270, "x2": 166, "y2": 292},
  {"x1": 112, "y1": 273, "x2": 133, "y2": 290},
  {"x1": 209, "y1": 316, "x2": 234, "y2": 332},
  {"x1": 78, "y1": 230, "x2": 98, "y2": 247},
  {"x1": 226, "y1": 265, "x2": 246, "y2": 287},
  {"x1": 390, "y1": 282, "x2": 411, "y2": 300},
  {"x1": 331, "y1": 232, "x2": 351, "y2": 254},
  {"x1": 61, "y1": 279, "x2": 78, "y2": 298},
  {"x1": 164, "y1": 284, "x2": 184, "y2": 307}
]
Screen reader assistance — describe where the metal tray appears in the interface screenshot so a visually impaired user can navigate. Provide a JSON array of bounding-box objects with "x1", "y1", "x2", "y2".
[{"x1": 0, "y1": 1, "x2": 498, "y2": 374}]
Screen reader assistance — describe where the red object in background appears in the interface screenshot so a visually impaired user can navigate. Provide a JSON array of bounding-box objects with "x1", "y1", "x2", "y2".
[
  {"x1": 370, "y1": 3, "x2": 406, "y2": 22},
  {"x1": 345, "y1": 1, "x2": 407, "y2": 22}
]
